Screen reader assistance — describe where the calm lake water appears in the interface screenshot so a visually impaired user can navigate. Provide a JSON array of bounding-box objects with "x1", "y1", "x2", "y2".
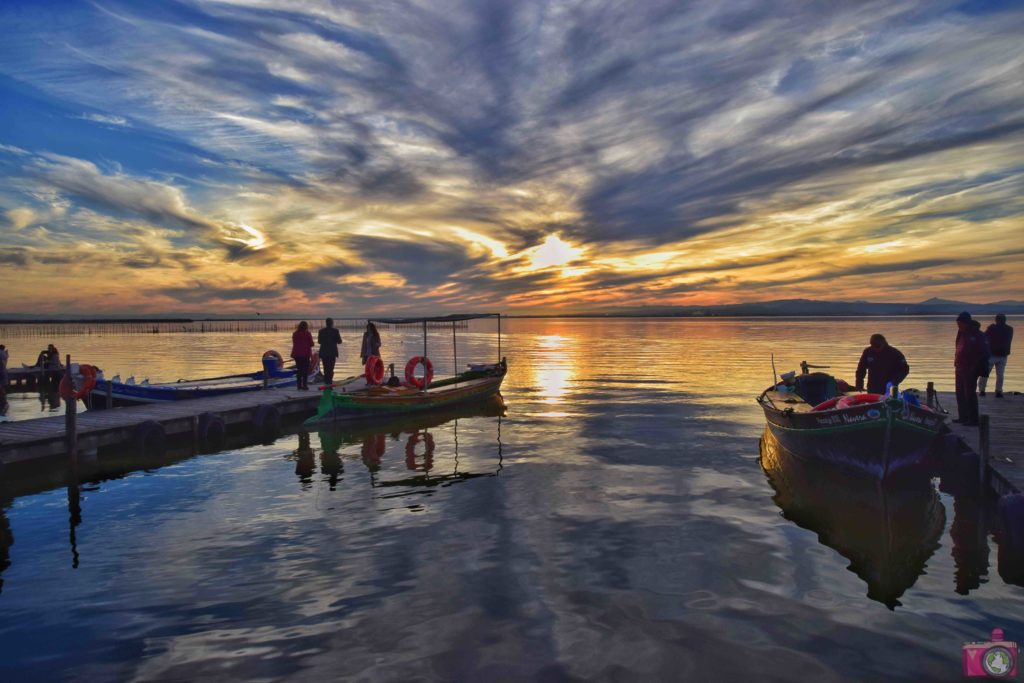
[{"x1": 0, "y1": 317, "x2": 1021, "y2": 681}]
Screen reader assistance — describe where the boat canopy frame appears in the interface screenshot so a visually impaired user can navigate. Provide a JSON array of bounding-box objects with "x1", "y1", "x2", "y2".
[{"x1": 367, "y1": 313, "x2": 502, "y2": 390}]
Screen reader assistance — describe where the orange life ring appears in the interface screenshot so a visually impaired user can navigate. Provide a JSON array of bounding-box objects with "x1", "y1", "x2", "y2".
[
  {"x1": 262, "y1": 349, "x2": 284, "y2": 370},
  {"x1": 810, "y1": 397, "x2": 842, "y2": 412},
  {"x1": 405, "y1": 431, "x2": 435, "y2": 471},
  {"x1": 59, "y1": 364, "x2": 98, "y2": 401},
  {"x1": 364, "y1": 355, "x2": 385, "y2": 384},
  {"x1": 836, "y1": 393, "x2": 884, "y2": 409},
  {"x1": 404, "y1": 356, "x2": 434, "y2": 389}
]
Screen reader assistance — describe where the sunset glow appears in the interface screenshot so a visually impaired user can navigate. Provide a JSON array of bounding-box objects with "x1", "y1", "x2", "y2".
[{"x1": 0, "y1": 1, "x2": 1021, "y2": 316}]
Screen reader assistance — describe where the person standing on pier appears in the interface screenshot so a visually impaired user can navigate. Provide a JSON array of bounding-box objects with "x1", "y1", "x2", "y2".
[
  {"x1": 360, "y1": 322, "x2": 382, "y2": 365},
  {"x1": 291, "y1": 321, "x2": 314, "y2": 390},
  {"x1": 317, "y1": 318, "x2": 342, "y2": 385},
  {"x1": 854, "y1": 334, "x2": 910, "y2": 394},
  {"x1": 979, "y1": 314, "x2": 1013, "y2": 398},
  {"x1": 954, "y1": 312, "x2": 989, "y2": 426}
]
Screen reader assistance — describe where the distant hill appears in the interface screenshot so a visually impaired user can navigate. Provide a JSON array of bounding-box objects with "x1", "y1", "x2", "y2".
[{"x1": 593, "y1": 298, "x2": 1024, "y2": 318}]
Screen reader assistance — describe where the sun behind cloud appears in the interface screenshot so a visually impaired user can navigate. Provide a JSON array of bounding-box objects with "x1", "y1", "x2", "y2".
[{"x1": 528, "y1": 235, "x2": 583, "y2": 270}]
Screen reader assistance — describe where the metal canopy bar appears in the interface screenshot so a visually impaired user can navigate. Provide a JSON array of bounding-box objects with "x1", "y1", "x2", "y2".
[{"x1": 369, "y1": 313, "x2": 499, "y2": 325}]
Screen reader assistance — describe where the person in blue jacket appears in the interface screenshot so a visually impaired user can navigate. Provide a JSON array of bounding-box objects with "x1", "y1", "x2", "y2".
[
  {"x1": 979, "y1": 314, "x2": 1013, "y2": 398},
  {"x1": 855, "y1": 334, "x2": 910, "y2": 394}
]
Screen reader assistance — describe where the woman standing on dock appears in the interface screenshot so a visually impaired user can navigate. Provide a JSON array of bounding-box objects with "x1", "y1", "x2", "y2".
[{"x1": 291, "y1": 321, "x2": 314, "y2": 390}]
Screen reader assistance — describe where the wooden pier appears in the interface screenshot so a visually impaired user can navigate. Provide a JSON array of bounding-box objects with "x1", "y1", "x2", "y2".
[
  {"x1": 3, "y1": 366, "x2": 63, "y2": 391},
  {"x1": 0, "y1": 386, "x2": 330, "y2": 466},
  {"x1": 937, "y1": 391, "x2": 1023, "y2": 496}
]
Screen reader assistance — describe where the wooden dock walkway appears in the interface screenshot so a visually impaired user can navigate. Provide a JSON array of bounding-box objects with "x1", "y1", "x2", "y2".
[
  {"x1": 0, "y1": 386, "x2": 330, "y2": 466},
  {"x1": 938, "y1": 390, "x2": 1023, "y2": 495},
  {"x1": 3, "y1": 366, "x2": 62, "y2": 390}
]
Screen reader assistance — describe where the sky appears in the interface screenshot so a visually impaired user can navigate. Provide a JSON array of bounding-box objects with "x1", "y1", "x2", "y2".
[{"x1": 0, "y1": 0, "x2": 1022, "y2": 316}]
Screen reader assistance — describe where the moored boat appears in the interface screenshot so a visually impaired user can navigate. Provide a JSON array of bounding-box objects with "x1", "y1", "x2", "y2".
[
  {"x1": 760, "y1": 428, "x2": 945, "y2": 609},
  {"x1": 756, "y1": 369, "x2": 944, "y2": 478},
  {"x1": 87, "y1": 351, "x2": 322, "y2": 407},
  {"x1": 306, "y1": 313, "x2": 506, "y2": 424}
]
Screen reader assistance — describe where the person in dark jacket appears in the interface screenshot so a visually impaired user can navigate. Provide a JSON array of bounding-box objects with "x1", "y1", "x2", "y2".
[
  {"x1": 979, "y1": 313, "x2": 1013, "y2": 398},
  {"x1": 317, "y1": 318, "x2": 342, "y2": 384},
  {"x1": 954, "y1": 312, "x2": 989, "y2": 426},
  {"x1": 855, "y1": 334, "x2": 910, "y2": 394},
  {"x1": 360, "y1": 322, "x2": 382, "y2": 365},
  {"x1": 291, "y1": 321, "x2": 314, "y2": 390}
]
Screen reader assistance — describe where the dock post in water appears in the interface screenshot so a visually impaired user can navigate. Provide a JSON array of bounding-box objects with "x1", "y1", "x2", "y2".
[
  {"x1": 926, "y1": 381, "x2": 936, "y2": 409},
  {"x1": 64, "y1": 354, "x2": 77, "y2": 467}
]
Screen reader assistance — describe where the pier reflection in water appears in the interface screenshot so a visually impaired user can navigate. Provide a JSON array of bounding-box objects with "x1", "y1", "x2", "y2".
[{"x1": 760, "y1": 429, "x2": 1005, "y2": 608}]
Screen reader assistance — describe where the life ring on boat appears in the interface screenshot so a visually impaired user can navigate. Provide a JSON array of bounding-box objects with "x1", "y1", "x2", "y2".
[
  {"x1": 364, "y1": 355, "x2": 385, "y2": 385},
  {"x1": 810, "y1": 397, "x2": 842, "y2": 411},
  {"x1": 262, "y1": 350, "x2": 284, "y2": 370},
  {"x1": 405, "y1": 356, "x2": 434, "y2": 389},
  {"x1": 836, "y1": 393, "x2": 884, "y2": 409},
  {"x1": 59, "y1": 364, "x2": 98, "y2": 400},
  {"x1": 405, "y1": 431, "x2": 435, "y2": 471}
]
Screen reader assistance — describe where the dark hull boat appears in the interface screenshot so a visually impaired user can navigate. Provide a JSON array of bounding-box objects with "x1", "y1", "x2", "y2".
[
  {"x1": 757, "y1": 373, "x2": 945, "y2": 479},
  {"x1": 760, "y1": 429, "x2": 945, "y2": 609}
]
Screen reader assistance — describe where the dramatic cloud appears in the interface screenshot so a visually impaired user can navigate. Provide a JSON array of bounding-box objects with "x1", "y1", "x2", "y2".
[{"x1": 0, "y1": 0, "x2": 1021, "y2": 314}]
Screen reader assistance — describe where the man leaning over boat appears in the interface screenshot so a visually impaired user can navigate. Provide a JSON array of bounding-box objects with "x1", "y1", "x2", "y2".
[{"x1": 855, "y1": 334, "x2": 910, "y2": 394}]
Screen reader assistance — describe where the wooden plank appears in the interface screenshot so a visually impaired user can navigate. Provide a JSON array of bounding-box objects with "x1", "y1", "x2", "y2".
[{"x1": 938, "y1": 390, "x2": 1023, "y2": 494}]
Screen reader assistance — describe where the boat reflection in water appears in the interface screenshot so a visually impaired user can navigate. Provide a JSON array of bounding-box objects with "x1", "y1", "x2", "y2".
[
  {"x1": 760, "y1": 428, "x2": 945, "y2": 609},
  {"x1": 301, "y1": 394, "x2": 506, "y2": 496}
]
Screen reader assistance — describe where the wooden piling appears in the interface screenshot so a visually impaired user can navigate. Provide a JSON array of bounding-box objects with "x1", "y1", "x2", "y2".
[
  {"x1": 926, "y1": 381, "x2": 936, "y2": 409},
  {"x1": 64, "y1": 354, "x2": 77, "y2": 466}
]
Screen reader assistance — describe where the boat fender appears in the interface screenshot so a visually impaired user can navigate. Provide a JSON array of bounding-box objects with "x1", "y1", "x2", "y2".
[
  {"x1": 262, "y1": 350, "x2": 284, "y2": 371},
  {"x1": 252, "y1": 404, "x2": 282, "y2": 440},
  {"x1": 836, "y1": 393, "x2": 884, "y2": 409},
  {"x1": 132, "y1": 420, "x2": 167, "y2": 458},
  {"x1": 197, "y1": 412, "x2": 226, "y2": 451},
  {"x1": 59, "y1": 364, "x2": 98, "y2": 401},
  {"x1": 405, "y1": 431, "x2": 435, "y2": 471},
  {"x1": 364, "y1": 355, "x2": 385, "y2": 385},
  {"x1": 404, "y1": 356, "x2": 434, "y2": 389}
]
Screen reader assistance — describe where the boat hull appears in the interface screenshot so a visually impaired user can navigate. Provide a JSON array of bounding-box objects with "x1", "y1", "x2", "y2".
[
  {"x1": 87, "y1": 369, "x2": 319, "y2": 407},
  {"x1": 759, "y1": 394, "x2": 944, "y2": 478},
  {"x1": 308, "y1": 371, "x2": 506, "y2": 424}
]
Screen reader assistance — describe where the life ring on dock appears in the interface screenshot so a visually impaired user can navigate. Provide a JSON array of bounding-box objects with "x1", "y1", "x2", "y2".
[
  {"x1": 405, "y1": 431, "x2": 435, "y2": 471},
  {"x1": 836, "y1": 393, "x2": 884, "y2": 409},
  {"x1": 405, "y1": 356, "x2": 434, "y2": 389},
  {"x1": 364, "y1": 355, "x2": 385, "y2": 384},
  {"x1": 262, "y1": 350, "x2": 284, "y2": 370},
  {"x1": 59, "y1": 364, "x2": 98, "y2": 401}
]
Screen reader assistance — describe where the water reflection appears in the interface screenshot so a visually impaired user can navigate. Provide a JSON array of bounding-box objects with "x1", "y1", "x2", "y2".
[
  {"x1": 314, "y1": 395, "x2": 506, "y2": 494},
  {"x1": 760, "y1": 429, "x2": 945, "y2": 609}
]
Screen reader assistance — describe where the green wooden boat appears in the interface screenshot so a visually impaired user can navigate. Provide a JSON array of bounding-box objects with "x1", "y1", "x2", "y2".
[{"x1": 305, "y1": 313, "x2": 507, "y2": 424}]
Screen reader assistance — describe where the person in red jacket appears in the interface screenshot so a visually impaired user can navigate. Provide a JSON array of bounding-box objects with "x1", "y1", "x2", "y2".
[
  {"x1": 954, "y1": 312, "x2": 990, "y2": 426},
  {"x1": 855, "y1": 334, "x2": 910, "y2": 394},
  {"x1": 291, "y1": 321, "x2": 314, "y2": 390}
]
